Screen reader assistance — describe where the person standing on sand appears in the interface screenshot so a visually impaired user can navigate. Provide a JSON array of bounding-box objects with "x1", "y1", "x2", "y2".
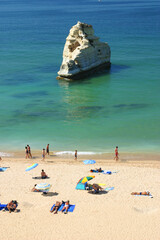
[
  {"x1": 42, "y1": 148, "x2": 45, "y2": 161},
  {"x1": 25, "y1": 146, "x2": 29, "y2": 159},
  {"x1": 27, "y1": 145, "x2": 32, "y2": 158},
  {"x1": 46, "y1": 144, "x2": 49, "y2": 155},
  {"x1": 75, "y1": 150, "x2": 77, "y2": 160},
  {"x1": 114, "y1": 146, "x2": 119, "y2": 161}
]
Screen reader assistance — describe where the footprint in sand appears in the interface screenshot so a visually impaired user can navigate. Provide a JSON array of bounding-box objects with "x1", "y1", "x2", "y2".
[
  {"x1": 133, "y1": 207, "x2": 159, "y2": 214},
  {"x1": 22, "y1": 202, "x2": 34, "y2": 208}
]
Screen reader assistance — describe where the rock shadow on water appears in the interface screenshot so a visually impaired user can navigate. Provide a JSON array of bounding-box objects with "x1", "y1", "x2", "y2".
[
  {"x1": 110, "y1": 64, "x2": 130, "y2": 74},
  {"x1": 58, "y1": 68, "x2": 111, "y2": 87},
  {"x1": 113, "y1": 103, "x2": 149, "y2": 110},
  {"x1": 12, "y1": 91, "x2": 48, "y2": 99},
  {"x1": 57, "y1": 64, "x2": 129, "y2": 87},
  {"x1": 1, "y1": 73, "x2": 40, "y2": 86}
]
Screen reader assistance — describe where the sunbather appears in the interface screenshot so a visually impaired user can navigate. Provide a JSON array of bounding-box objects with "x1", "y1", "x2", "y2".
[
  {"x1": 50, "y1": 201, "x2": 62, "y2": 214},
  {"x1": 31, "y1": 184, "x2": 40, "y2": 192},
  {"x1": 41, "y1": 169, "x2": 48, "y2": 179},
  {"x1": 90, "y1": 168, "x2": 103, "y2": 172},
  {"x1": 131, "y1": 191, "x2": 150, "y2": 196},
  {"x1": 6, "y1": 200, "x2": 18, "y2": 213},
  {"x1": 61, "y1": 200, "x2": 70, "y2": 214},
  {"x1": 89, "y1": 184, "x2": 103, "y2": 193}
]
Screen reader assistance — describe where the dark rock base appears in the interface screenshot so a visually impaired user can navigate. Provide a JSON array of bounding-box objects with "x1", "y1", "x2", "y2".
[{"x1": 57, "y1": 62, "x2": 111, "y2": 80}]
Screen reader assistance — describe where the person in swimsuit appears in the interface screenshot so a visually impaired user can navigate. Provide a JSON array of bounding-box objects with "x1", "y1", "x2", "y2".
[
  {"x1": 31, "y1": 184, "x2": 40, "y2": 192},
  {"x1": 25, "y1": 146, "x2": 29, "y2": 159},
  {"x1": 46, "y1": 144, "x2": 49, "y2": 155},
  {"x1": 50, "y1": 201, "x2": 62, "y2": 214},
  {"x1": 41, "y1": 169, "x2": 48, "y2": 179},
  {"x1": 61, "y1": 200, "x2": 70, "y2": 214},
  {"x1": 90, "y1": 168, "x2": 103, "y2": 172},
  {"x1": 131, "y1": 191, "x2": 150, "y2": 196},
  {"x1": 27, "y1": 145, "x2": 32, "y2": 158},
  {"x1": 75, "y1": 150, "x2": 77, "y2": 160},
  {"x1": 42, "y1": 149, "x2": 45, "y2": 161},
  {"x1": 6, "y1": 200, "x2": 18, "y2": 213},
  {"x1": 114, "y1": 146, "x2": 119, "y2": 161}
]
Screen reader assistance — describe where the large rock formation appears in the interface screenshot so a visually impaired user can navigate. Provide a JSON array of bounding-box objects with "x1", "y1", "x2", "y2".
[{"x1": 57, "y1": 21, "x2": 111, "y2": 80}]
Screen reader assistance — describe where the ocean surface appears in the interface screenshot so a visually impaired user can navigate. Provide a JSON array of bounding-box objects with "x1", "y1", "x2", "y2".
[{"x1": 0, "y1": 0, "x2": 160, "y2": 153}]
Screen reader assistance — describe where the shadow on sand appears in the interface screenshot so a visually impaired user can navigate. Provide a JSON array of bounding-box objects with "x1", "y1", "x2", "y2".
[
  {"x1": 42, "y1": 192, "x2": 58, "y2": 197},
  {"x1": 88, "y1": 190, "x2": 108, "y2": 195}
]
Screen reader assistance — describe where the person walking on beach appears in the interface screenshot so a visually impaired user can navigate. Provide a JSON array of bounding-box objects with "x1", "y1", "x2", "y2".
[
  {"x1": 46, "y1": 144, "x2": 49, "y2": 155},
  {"x1": 42, "y1": 148, "x2": 45, "y2": 161},
  {"x1": 27, "y1": 145, "x2": 32, "y2": 158},
  {"x1": 75, "y1": 150, "x2": 77, "y2": 160},
  {"x1": 114, "y1": 146, "x2": 119, "y2": 161},
  {"x1": 25, "y1": 146, "x2": 29, "y2": 159}
]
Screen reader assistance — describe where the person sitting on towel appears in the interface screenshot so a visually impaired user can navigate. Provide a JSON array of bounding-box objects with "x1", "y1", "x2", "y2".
[
  {"x1": 6, "y1": 200, "x2": 18, "y2": 213},
  {"x1": 41, "y1": 169, "x2": 48, "y2": 179},
  {"x1": 61, "y1": 200, "x2": 70, "y2": 214},
  {"x1": 90, "y1": 184, "x2": 103, "y2": 194},
  {"x1": 50, "y1": 201, "x2": 62, "y2": 214},
  {"x1": 85, "y1": 183, "x2": 93, "y2": 190},
  {"x1": 131, "y1": 191, "x2": 150, "y2": 196}
]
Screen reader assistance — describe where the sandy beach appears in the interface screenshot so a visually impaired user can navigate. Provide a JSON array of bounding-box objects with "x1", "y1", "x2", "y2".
[{"x1": 0, "y1": 152, "x2": 160, "y2": 240}]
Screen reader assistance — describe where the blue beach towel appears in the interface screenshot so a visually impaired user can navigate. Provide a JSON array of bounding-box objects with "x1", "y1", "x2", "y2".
[
  {"x1": 50, "y1": 203, "x2": 75, "y2": 212},
  {"x1": 0, "y1": 204, "x2": 7, "y2": 210},
  {"x1": 0, "y1": 203, "x2": 18, "y2": 211},
  {"x1": 103, "y1": 170, "x2": 118, "y2": 174},
  {"x1": 0, "y1": 168, "x2": 7, "y2": 172},
  {"x1": 134, "y1": 193, "x2": 153, "y2": 198},
  {"x1": 105, "y1": 187, "x2": 114, "y2": 191},
  {"x1": 90, "y1": 170, "x2": 104, "y2": 173}
]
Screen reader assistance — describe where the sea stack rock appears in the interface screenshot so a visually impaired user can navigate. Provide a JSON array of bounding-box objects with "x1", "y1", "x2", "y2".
[{"x1": 57, "y1": 21, "x2": 111, "y2": 80}]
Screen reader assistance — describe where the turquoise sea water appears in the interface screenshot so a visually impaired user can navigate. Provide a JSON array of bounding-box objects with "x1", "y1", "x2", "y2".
[{"x1": 0, "y1": 0, "x2": 160, "y2": 153}]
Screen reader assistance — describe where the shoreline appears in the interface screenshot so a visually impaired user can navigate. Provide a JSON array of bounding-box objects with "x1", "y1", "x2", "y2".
[{"x1": 0, "y1": 149, "x2": 160, "y2": 168}]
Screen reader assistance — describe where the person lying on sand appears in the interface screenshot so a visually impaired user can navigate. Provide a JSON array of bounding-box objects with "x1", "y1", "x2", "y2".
[
  {"x1": 50, "y1": 201, "x2": 62, "y2": 214},
  {"x1": 90, "y1": 168, "x2": 103, "y2": 172},
  {"x1": 131, "y1": 191, "x2": 151, "y2": 196},
  {"x1": 41, "y1": 169, "x2": 48, "y2": 179},
  {"x1": 6, "y1": 200, "x2": 18, "y2": 213},
  {"x1": 31, "y1": 184, "x2": 40, "y2": 192},
  {"x1": 61, "y1": 200, "x2": 70, "y2": 214}
]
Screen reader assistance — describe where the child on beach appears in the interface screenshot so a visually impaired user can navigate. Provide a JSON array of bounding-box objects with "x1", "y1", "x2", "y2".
[
  {"x1": 75, "y1": 150, "x2": 77, "y2": 160},
  {"x1": 42, "y1": 149, "x2": 45, "y2": 161},
  {"x1": 46, "y1": 144, "x2": 49, "y2": 155},
  {"x1": 114, "y1": 146, "x2": 119, "y2": 161}
]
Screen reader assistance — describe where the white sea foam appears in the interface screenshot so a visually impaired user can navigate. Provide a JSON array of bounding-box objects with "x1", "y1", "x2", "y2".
[
  {"x1": 0, "y1": 152, "x2": 13, "y2": 157},
  {"x1": 55, "y1": 151, "x2": 102, "y2": 156}
]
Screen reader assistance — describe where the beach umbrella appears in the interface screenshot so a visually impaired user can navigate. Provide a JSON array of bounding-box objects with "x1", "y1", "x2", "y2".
[
  {"x1": 78, "y1": 176, "x2": 95, "y2": 184},
  {"x1": 83, "y1": 160, "x2": 96, "y2": 164},
  {"x1": 25, "y1": 163, "x2": 38, "y2": 172},
  {"x1": 35, "y1": 183, "x2": 51, "y2": 192}
]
